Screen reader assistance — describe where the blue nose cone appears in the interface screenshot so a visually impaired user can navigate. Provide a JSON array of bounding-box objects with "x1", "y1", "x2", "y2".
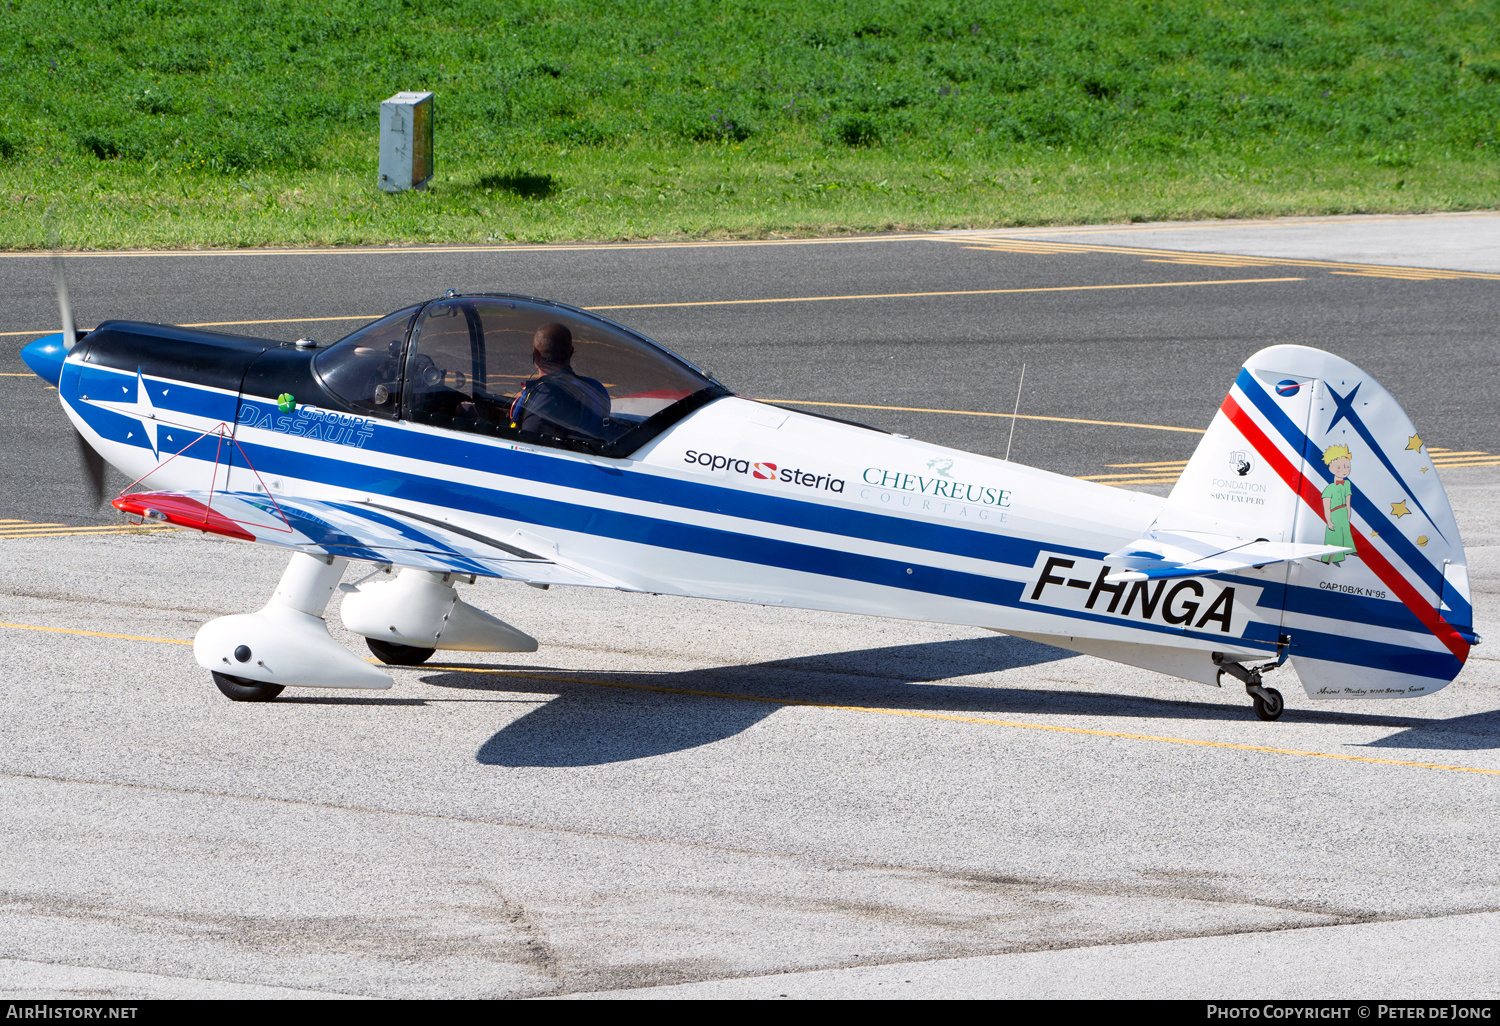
[{"x1": 20, "y1": 333, "x2": 67, "y2": 387}]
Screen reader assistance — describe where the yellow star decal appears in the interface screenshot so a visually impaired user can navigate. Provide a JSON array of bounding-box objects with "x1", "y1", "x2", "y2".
[
  {"x1": 1420, "y1": 467, "x2": 1429, "y2": 473},
  {"x1": 1391, "y1": 500, "x2": 1412, "y2": 518},
  {"x1": 1406, "y1": 434, "x2": 1423, "y2": 452},
  {"x1": 1370, "y1": 530, "x2": 1378, "y2": 538},
  {"x1": 1417, "y1": 535, "x2": 1429, "y2": 547}
]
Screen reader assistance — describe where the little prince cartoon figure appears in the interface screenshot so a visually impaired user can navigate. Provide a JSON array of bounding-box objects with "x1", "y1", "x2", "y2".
[{"x1": 1320, "y1": 444, "x2": 1355, "y2": 564}]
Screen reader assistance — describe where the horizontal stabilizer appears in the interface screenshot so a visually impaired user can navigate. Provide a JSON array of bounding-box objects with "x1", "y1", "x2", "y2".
[{"x1": 1102, "y1": 531, "x2": 1351, "y2": 583}]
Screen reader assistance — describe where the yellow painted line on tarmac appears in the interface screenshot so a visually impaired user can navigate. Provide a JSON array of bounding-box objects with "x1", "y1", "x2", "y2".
[
  {"x1": 761, "y1": 399, "x2": 1207, "y2": 435},
  {"x1": 988, "y1": 213, "x2": 1500, "y2": 238},
  {"x1": 0, "y1": 526, "x2": 105, "y2": 532},
  {"x1": 0, "y1": 622, "x2": 193, "y2": 646},
  {"x1": 0, "y1": 524, "x2": 153, "y2": 531},
  {"x1": 1328, "y1": 270, "x2": 1475, "y2": 281},
  {"x1": 0, "y1": 521, "x2": 161, "y2": 530},
  {"x1": 0, "y1": 371, "x2": 36, "y2": 375},
  {"x1": 0, "y1": 528, "x2": 174, "y2": 539},
  {"x1": 179, "y1": 315, "x2": 380, "y2": 329},
  {"x1": 1077, "y1": 446, "x2": 1500, "y2": 484},
  {"x1": 1141, "y1": 256, "x2": 1286, "y2": 267},
  {"x1": 960, "y1": 238, "x2": 1500, "y2": 281},
  {"x1": 0, "y1": 519, "x2": 176, "y2": 540},
  {"x1": 0, "y1": 315, "x2": 381, "y2": 336},
  {"x1": 585, "y1": 276, "x2": 1305, "y2": 311},
  {"x1": 0, "y1": 276, "x2": 1301, "y2": 338},
  {"x1": 428, "y1": 665, "x2": 1500, "y2": 778}
]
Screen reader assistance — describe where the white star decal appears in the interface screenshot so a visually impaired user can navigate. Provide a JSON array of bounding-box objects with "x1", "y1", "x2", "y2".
[{"x1": 88, "y1": 368, "x2": 160, "y2": 458}]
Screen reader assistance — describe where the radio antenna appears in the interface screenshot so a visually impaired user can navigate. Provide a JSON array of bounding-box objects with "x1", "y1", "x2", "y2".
[{"x1": 1004, "y1": 362, "x2": 1026, "y2": 462}]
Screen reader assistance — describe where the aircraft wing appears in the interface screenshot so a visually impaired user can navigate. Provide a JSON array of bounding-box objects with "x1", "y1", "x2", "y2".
[
  {"x1": 112, "y1": 490, "x2": 628, "y2": 589},
  {"x1": 1102, "y1": 531, "x2": 1351, "y2": 583}
]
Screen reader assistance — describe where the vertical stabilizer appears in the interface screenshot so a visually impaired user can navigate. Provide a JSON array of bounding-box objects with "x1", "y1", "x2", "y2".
[{"x1": 1169, "y1": 346, "x2": 1472, "y2": 699}]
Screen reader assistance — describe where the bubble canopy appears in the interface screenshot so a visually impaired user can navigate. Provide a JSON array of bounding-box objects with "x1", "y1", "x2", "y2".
[{"x1": 313, "y1": 295, "x2": 726, "y2": 457}]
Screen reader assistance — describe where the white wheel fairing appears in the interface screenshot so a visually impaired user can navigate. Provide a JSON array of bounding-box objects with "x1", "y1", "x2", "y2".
[
  {"x1": 194, "y1": 553, "x2": 391, "y2": 690},
  {"x1": 341, "y1": 568, "x2": 538, "y2": 653},
  {"x1": 194, "y1": 606, "x2": 391, "y2": 690}
]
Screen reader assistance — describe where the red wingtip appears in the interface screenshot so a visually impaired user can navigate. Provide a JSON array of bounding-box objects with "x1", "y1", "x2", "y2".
[{"x1": 112, "y1": 493, "x2": 256, "y2": 541}]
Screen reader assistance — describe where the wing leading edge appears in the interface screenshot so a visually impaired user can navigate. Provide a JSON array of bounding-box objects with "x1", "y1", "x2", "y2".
[{"x1": 112, "y1": 490, "x2": 627, "y2": 589}]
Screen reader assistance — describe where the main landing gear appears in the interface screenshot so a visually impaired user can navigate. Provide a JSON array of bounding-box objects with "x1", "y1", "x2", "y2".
[
  {"x1": 194, "y1": 554, "x2": 541, "y2": 701},
  {"x1": 1213, "y1": 646, "x2": 1289, "y2": 721}
]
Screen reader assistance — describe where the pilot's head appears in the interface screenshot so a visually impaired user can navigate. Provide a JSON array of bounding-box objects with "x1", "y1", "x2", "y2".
[{"x1": 532, "y1": 323, "x2": 574, "y2": 372}]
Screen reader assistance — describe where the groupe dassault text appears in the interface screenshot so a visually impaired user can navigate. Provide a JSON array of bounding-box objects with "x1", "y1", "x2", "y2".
[{"x1": 1207, "y1": 1008, "x2": 1492, "y2": 1020}]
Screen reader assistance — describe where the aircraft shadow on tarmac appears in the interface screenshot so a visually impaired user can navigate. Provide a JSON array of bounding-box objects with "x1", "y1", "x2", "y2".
[
  {"x1": 395, "y1": 634, "x2": 1500, "y2": 766},
  {"x1": 1358, "y1": 710, "x2": 1500, "y2": 751}
]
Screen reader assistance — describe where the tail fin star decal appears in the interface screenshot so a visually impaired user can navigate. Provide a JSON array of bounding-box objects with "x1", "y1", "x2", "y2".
[{"x1": 1322, "y1": 381, "x2": 1445, "y2": 542}]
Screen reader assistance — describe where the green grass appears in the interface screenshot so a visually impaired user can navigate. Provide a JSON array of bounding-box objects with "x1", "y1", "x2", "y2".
[{"x1": 2, "y1": 0, "x2": 1497, "y2": 248}]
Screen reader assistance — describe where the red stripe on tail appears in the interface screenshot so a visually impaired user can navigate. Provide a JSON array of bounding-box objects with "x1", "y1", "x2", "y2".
[
  {"x1": 1221, "y1": 395, "x2": 1325, "y2": 513},
  {"x1": 1220, "y1": 392, "x2": 1470, "y2": 663}
]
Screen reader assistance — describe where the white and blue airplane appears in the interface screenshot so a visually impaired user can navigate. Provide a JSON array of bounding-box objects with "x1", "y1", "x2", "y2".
[{"x1": 20, "y1": 288, "x2": 1476, "y2": 718}]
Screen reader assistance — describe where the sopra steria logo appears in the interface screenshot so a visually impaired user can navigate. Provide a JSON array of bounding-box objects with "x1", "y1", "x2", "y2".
[{"x1": 684, "y1": 450, "x2": 846, "y2": 493}]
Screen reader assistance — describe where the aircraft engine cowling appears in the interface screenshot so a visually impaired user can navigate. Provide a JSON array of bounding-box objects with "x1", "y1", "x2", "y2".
[{"x1": 340, "y1": 568, "x2": 539, "y2": 653}]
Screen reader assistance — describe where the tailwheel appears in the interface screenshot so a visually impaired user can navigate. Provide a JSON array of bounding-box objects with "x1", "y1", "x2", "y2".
[
  {"x1": 212, "y1": 672, "x2": 286, "y2": 703},
  {"x1": 1250, "y1": 686, "x2": 1284, "y2": 722},
  {"x1": 366, "y1": 638, "x2": 437, "y2": 666},
  {"x1": 1212, "y1": 648, "x2": 1291, "y2": 722}
]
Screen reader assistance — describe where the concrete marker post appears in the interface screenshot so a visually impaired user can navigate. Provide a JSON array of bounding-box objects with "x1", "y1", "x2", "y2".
[{"x1": 378, "y1": 91, "x2": 435, "y2": 193}]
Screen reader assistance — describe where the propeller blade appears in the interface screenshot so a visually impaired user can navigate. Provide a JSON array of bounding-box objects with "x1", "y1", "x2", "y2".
[
  {"x1": 73, "y1": 429, "x2": 106, "y2": 509},
  {"x1": 53, "y1": 253, "x2": 77, "y2": 352},
  {"x1": 46, "y1": 208, "x2": 77, "y2": 351}
]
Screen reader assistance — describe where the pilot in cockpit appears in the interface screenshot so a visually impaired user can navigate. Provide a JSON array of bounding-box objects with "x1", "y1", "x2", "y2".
[
  {"x1": 509, "y1": 323, "x2": 610, "y2": 441},
  {"x1": 362, "y1": 336, "x2": 405, "y2": 410}
]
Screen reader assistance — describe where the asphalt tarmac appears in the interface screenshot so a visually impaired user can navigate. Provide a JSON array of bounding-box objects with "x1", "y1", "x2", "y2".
[{"x1": 1, "y1": 214, "x2": 1499, "y2": 998}]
